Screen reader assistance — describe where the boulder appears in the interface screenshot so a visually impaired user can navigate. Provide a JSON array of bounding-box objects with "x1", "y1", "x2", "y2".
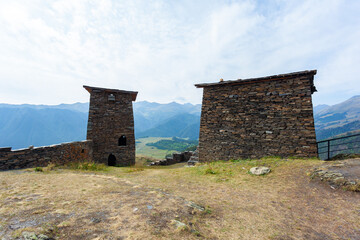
[
  {"x1": 22, "y1": 232, "x2": 50, "y2": 240},
  {"x1": 250, "y1": 166, "x2": 270, "y2": 175},
  {"x1": 187, "y1": 157, "x2": 199, "y2": 166}
]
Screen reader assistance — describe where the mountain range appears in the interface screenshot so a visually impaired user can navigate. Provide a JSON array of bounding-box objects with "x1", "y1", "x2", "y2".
[
  {"x1": 313, "y1": 95, "x2": 360, "y2": 140},
  {"x1": 0, "y1": 101, "x2": 201, "y2": 149},
  {"x1": 0, "y1": 96, "x2": 359, "y2": 149}
]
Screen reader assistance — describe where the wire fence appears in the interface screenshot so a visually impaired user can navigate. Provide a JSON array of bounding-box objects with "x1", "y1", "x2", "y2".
[{"x1": 317, "y1": 132, "x2": 360, "y2": 160}]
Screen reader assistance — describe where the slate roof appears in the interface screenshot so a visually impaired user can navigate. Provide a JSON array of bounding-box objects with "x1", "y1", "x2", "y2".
[
  {"x1": 195, "y1": 70, "x2": 317, "y2": 93},
  {"x1": 83, "y1": 85, "x2": 138, "y2": 101}
]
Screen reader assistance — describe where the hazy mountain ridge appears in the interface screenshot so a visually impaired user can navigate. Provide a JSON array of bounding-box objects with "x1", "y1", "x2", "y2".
[
  {"x1": 1, "y1": 96, "x2": 359, "y2": 149},
  {"x1": 314, "y1": 95, "x2": 360, "y2": 140},
  {"x1": 0, "y1": 101, "x2": 201, "y2": 149},
  {"x1": 134, "y1": 101, "x2": 201, "y2": 134},
  {"x1": 0, "y1": 102, "x2": 90, "y2": 113},
  {"x1": 0, "y1": 107, "x2": 88, "y2": 149},
  {"x1": 136, "y1": 113, "x2": 200, "y2": 139}
]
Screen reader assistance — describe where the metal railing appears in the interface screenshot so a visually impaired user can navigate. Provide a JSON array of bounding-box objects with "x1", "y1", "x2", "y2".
[{"x1": 317, "y1": 132, "x2": 360, "y2": 160}]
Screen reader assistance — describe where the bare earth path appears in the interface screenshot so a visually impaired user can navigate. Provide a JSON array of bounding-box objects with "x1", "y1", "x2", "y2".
[{"x1": 0, "y1": 158, "x2": 359, "y2": 239}]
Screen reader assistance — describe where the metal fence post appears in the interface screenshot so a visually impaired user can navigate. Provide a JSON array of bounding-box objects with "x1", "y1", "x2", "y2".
[{"x1": 327, "y1": 140, "x2": 330, "y2": 160}]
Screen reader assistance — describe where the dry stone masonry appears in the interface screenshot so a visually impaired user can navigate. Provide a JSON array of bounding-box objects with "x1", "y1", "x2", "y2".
[
  {"x1": 195, "y1": 70, "x2": 318, "y2": 161},
  {"x1": 0, "y1": 141, "x2": 92, "y2": 170},
  {"x1": 84, "y1": 86, "x2": 138, "y2": 166},
  {"x1": 150, "y1": 151, "x2": 195, "y2": 166}
]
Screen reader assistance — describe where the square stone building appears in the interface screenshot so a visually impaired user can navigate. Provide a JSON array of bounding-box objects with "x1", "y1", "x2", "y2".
[
  {"x1": 84, "y1": 86, "x2": 137, "y2": 166},
  {"x1": 195, "y1": 70, "x2": 318, "y2": 161}
]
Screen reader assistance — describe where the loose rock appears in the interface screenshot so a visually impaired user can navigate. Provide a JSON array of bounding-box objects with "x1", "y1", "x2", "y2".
[
  {"x1": 171, "y1": 220, "x2": 187, "y2": 230},
  {"x1": 22, "y1": 232, "x2": 50, "y2": 240},
  {"x1": 250, "y1": 166, "x2": 271, "y2": 175}
]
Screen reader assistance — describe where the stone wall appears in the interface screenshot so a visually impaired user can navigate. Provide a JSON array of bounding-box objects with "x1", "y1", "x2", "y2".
[
  {"x1": 150, "y1": 151, "x2": 194, "y2": 166},
  {"x1": 196, "y1": 71, "x2": 318, "y2": 161},
  {"x1": 84, "y1": 86, "x2": 137, "y2": 166},
  {"x1": 0, "y1": 141, "x2": 92, "y2": 171}
]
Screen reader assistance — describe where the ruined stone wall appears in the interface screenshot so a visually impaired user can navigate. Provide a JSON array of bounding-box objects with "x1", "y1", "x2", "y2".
[
  {"x1": 87, "y1": 90, "x2": 135, "y2": 166},
  {"x1": 198, "y1": 76, "x2": 317, "y2": 161},
  {"x1": 0, "y1": 140, "x2": 92, "y2": 171}
]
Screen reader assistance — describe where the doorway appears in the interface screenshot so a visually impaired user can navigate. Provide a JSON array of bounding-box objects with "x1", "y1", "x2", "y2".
[{"x1": 108, "y1": 154, "x2": 116, "y2": 166}]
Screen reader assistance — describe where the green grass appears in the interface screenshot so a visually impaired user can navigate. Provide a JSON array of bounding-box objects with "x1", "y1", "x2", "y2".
[
  {"x1": 135, "y1": 137, "x2": 179, "y2": 159},
  {"x1": 67, "y1": 161, "x2": 108, "y2": 171},
  {"x1": 191, "y1": 157, "x2": 299, "y2": 179}
]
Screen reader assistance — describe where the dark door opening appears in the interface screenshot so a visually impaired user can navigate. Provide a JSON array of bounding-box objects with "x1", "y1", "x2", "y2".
[
  {"x1": 118, "y1": 135, "x2": 127, "y2": 146},
  {"x1": 108, "y1": 154, "x2": 116, "y2": 166}
]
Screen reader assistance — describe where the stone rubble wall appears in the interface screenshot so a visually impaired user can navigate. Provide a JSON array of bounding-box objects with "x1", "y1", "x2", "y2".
[
  {"x1": 199, "y1": 76, "x2": 318, "y2": 161},
  {"x1": 188, "y1": 148, "x2": 199, "y2": 166},
  {"x1": 0, "y1": 140, "x2": 92, "y2": 171},
  {"x1": 150, "y1": 151, "x2": 195, "y2": 166}
]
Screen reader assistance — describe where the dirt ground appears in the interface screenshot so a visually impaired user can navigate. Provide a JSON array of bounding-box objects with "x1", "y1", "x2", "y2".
[
  {"x1": 0, "y1": 158, "x2": 359, "y2": 239},
  {"x1": 310, "y1": 159, "x2": 360, "y2": 191}
]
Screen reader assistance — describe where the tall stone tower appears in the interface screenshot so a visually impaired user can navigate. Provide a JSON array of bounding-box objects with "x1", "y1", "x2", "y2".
[
  {"x1": 195, "y1": 70, "x2": 318, "y2": 161},
  {"x1": 83, "y1": 85, "x2": 138, "y2": 166}
]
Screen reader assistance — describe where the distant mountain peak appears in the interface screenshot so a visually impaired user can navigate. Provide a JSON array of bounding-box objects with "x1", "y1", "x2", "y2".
[{"x1": 350, "y1": 95, "x2": 360, "y2": 99}]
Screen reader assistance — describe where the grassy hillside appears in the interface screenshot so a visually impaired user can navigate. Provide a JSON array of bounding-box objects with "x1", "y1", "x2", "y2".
[{"x1": 1, "y1": 158, "x2": 358, "y2": 239}]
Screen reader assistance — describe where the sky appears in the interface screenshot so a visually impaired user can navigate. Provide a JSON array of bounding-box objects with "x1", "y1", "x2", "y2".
[{"x1": 0, "y1": 0, "x2": 359, "y2": 106}]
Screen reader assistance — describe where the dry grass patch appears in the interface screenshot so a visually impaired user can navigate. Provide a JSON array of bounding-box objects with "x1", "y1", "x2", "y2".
[
  {"x1": 0, "y1": 169, "x2": 210, "y2": 239},
  {"x1": 120, "y1": 158, "x2": 360, "y2": 239},
  {"x1": 1, "y1": 158, "x2": 359, "y2": 239}
]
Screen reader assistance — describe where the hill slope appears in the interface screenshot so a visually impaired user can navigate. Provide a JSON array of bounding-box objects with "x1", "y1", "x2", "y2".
[
  {"x1": 136, "y1": 113, "x2": 200, "y2": 139},
  {"x1": 314, "y1": 95, "x2": 360, "y2": 140},
  {"x1": 0, "y1": 107, "x2": 88, "y2": 149}
]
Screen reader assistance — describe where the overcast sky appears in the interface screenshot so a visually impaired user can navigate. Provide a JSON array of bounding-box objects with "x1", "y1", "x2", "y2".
[{"x1": 0, "y1": 0, "x2": 359, "y2": 106}]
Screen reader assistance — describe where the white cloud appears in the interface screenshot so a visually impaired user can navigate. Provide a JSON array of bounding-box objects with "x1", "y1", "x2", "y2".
[{"x1": 0, "y1": 0, "x2": 359, "y2": 105}]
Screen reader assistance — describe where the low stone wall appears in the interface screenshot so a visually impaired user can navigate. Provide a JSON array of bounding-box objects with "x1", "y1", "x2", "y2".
[
  {"x1": 0, "y1": 140, "x2": 92, "y2": 171},
  {"x1": 150, "y1": 151, "x2": 194, "y2": 166}
]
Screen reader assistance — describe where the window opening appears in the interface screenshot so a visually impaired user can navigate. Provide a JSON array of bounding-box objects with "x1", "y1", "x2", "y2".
[{"x1": 118, "y1": 135, "x2": 127, "y2": 146}]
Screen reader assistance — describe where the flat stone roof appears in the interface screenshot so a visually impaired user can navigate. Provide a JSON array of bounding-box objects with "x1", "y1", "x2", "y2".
[
  {"x1": 195, "y1": 70, "x2": 317, "y2": 93},
  {"x1": 83, "y1": 85, "x2": 138, "y2": 101}
]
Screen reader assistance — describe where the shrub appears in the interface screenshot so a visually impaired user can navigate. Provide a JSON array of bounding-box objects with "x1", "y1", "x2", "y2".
[
  {"x1": 34, "y1": 167, "x2": 43, "y2": 172},
  {"x1": 44, "y1": 163, "x2": 56, "y2": 172},
  {"x1": 67, "y1": 161, "x2": 107, "y2": 171},
  {"x1": 205, "y1": 167, "x2": 217, "y2": 175}
]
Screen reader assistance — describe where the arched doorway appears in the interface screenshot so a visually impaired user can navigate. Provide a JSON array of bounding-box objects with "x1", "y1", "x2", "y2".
[{"x1": 108, "y1": 154, "x2": 116, "y2": 166}]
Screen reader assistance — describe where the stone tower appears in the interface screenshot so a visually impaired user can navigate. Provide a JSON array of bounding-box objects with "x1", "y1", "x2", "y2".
[
  {"x1": 195, "y1": 70, "x2": 318, "y2": 161},
  {"x1": 83, "y1": 85, "x2": 138, "y2": 166}
]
